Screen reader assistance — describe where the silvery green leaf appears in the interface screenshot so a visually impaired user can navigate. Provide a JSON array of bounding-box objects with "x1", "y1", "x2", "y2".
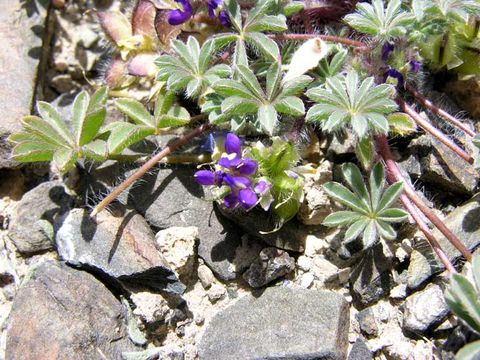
[
  {"x1": 221, "y1": 96, "x2": 259, "y2": 116},
  {"x1": 266, "y1": 62, "x2": 282, "y2": 100},
  {"x1": 323, "y1": 211, "x2": 361, "y2": 226},
  {"x1": 171, "y1": 39, "x2": 197, "y2": 73},
  {"x1": 377, "y1": 208, "x2": 408, "y2": 222},
  {"x1": 212, "y1": 80, "x2": 255, "y2": 99},
  {"x1": 362, "y1": 220, "x2": 377, "y2": 248},
  {"x1": 21, "y1": 116, "x2": 70, "y2": 147},
  {"x1": 11, "y1": 141, "x2": 55, "y2": 162},
  {"x1": 88, "y1": 86, "x2": 108, "y2": 113},
  {"x1": 456, "y1": 340, "x2": 480, "y2": 360},
  {"x1": 447, "y1": 274, "x2": 480, "y2": 333},
  {"x1": 258, "y1": 104, "x2": 278, "y2": 136},
  {"x1": 245, "y1": 0, "x2": 273, "y2": 28},
  {"x1": 341, "y1": 163, "x2": 371, "y2": 209},
  {"x1": 115, "y1": 98, "x2": 153, "y2": 127},
  {"x1": 246, "y1": 32, "x2": 280, "y2": 61},
  {"x1": 387, "y1": 112, "x2": 417, "y2": 135},
  {"x1": 37, "y1": 102, "x2": 73, "y2": 145},
  {"x1": 224, "y1": 0, "x2": 242, "y2": 32},
  {"x1": 283, "y1": 2, "x2": 304, "y2": 16},
  {"x1": 82, "y1": 139, "x2": 108, "y2": 161},
  {"x1": 376, "y1": 220, "x2": 397, "y2": 240},
  {"x1": 79, "y1": 108, "x2": 107, "y2": 146},
  {"x1": 53, "y1": 147, "x2": 78, "y2": 172},
  {"x1": 356, "y1": 137, "x2": 374, "y2": 169},
  {"x1": 273, "y1": 96, "x2": 305, "y2": 116},
  {"x1": 106, "y1": 122, "x2": 154, "y2": 155},
  {"x1": 233, "y1": 39, "x2": 249, "y2": 66},
  {"x1": 122, "y1": 297, "x2": 147, "y2": 346},
  {"x1": 186, "y1": 78, "x2": 204, "y2": 98},
  {"x1": 323, "y1": 182, "x2": 369, "y2": 214},
  {"x1": 237, "y1": 65, "x2": 265, "y2": 99},
  {"x1": 473, "y1": 252, "x2": 480, "y2": 293},
  {"x1": 280, "y1": 75, "x2": 312, "y2": 97},
  {"x1": 71, "y1": 91, "x2": 89, "y2": 145},
  {"x1": 376, "y1": 181, "x2": 404, "y2": 212},
  {"x1": 246, "y1": 15, "x2": 288, "y2": 32},
  {"x1": 345, "y1": 218, "x2": 369, "y2": 242}
]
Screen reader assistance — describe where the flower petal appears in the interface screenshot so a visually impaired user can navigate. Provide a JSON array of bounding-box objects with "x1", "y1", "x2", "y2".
[
  {"x1": 224, "y1": 174, "x2": 251, "y2": 189},
  {"x1": 224, "y1": 133, "x2": 241, "y2": 155},
  {"x1": 218, "y1": 153, "x2": 241, "y2": 168},
  {"x1": 218, "y1": 10, "x2": 231, "y2": 27},
  {"x1": 223, "y1": 193, "x2": 238, "y2": 208},
  {"x1": 238, "y1": 188, "x2": 258, "y2": 209},
  {"x1": 238, "y1": 157, "x2": 257, "y2": 175},
  {"x1": 382, "y1": 42, "x2": 394, "y2": 61},
  {"x1": 168, "y1": 0, "x2": 192, "y2": 25},
  {"x1": 254, "y1": 180, "x2": 272, "y2": 195},
  {"x1": 383, "y1": 68, "x2": 404, "y2": 89}
]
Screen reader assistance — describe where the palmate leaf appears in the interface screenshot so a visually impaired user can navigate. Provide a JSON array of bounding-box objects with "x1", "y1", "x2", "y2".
[
  {"x1": 344, "y1": 0, "x2": 414, "y2": 40},
  {"x1": 113, "y1": 89, "x2": 191, "y2": 153},
  {"x1": 206, "y1": 0, "x2": 287, "y2": 66},
  {"x1": 9, "y1": 87, "x2": 108, "y2": 172},
  {"x1": 210, "y1": 63, "x2": 310, "y2": 135},
  {"x1": 155, "y1": 36, "x2": 231, "y2": 99},
  {"x1": 323, "y1": 162, "x2": 407, "y2": 249},
  {"x1": 306, "y1": 70, "x2": 397, "y2": 139}
]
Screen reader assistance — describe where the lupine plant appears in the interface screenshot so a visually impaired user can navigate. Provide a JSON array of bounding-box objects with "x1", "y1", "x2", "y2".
[{"x1": 8, "y1": 2, "x2": 480, "y2": 353}]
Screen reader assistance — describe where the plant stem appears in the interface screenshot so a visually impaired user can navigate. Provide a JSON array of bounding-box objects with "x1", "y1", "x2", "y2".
[
  {"x1": 268, "y1": 33, "x2": 366, "y2": 48},
  {"x1": 406, "y1": 85, "x2": 476, "y2": 137},
  {"x1": 376, "y1": 135, "x2": 472, "y2": 262},
  {"x1": 397, "y1": 98, "x2": 474, "y2": 164},
  {"x1": 399, "y1": 193, "x2": 456, "y2": 273},
  {"x1": 91, "y1": 123, "x2": 212, "y2": 217}
]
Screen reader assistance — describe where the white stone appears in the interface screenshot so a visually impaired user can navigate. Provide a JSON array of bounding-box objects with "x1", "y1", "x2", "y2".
[
  {"x1": 299, "y1": 272, "x2": 315, "y2": 289},
  {"x1": 155, "y1": 226, "x2": 198, "y2": 277},
  {"x1": 130, "y1": 292, "x2": 170, "y2": 324},
  {"x1": 297, "y1": 256, "x2": 313, "y2": 272},
  {"x1": 312, "y1": 256, "x2": 339, "y2": 285},
  {"x1": 197, "y1": 264, "x2": 215, "y2": 290},
  {"x1": 390, "y1": 284, "x2": 407, "y2": 300},
  {"x1": 304, "y1": 234, "x2": 329, "y2": 257},
  {"x1": 207, "y1": 283, "x2": 226, "y2": 303}
]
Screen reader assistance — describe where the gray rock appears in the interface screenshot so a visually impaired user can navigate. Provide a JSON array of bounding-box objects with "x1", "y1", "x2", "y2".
[
  {"x1": 398, "y1": 154, "x2": 422, "y2": 179},
  {"x1": 410, "y1": 195, "x2": 480, "y2": 285},
  {"x1": 198, "y1": 287, "x2": 350, "y2": 360},
  {"x1": 350, "y1": 244, "x2": 393, "y2": 306},
  {"x1": 56, "y1": 208, "x2": 185, "y2": 294},
  {"x1": 356, "y1": 308, "x2": 379, "y2": 337},
  {"x1": 218, "y1": 206, "x2": 312, "y2": 252},
  {"x1": 242, "y1": 247, "x2": 295, "y2": 288},
  {"x1": 0, "y1": 0, "x2": 53, "y2": 169},
  {"x1": 5, "y1": 261, "x2": 135, "y2": 359},
  {"x1": 407, "y1": 243, "x2": 442, "y2": 290},
  {"x1": 403, "y1": 283, "x2": 450, "y2": 334},
  {"x1": 348, "y1": 338, "x2": 373, "y2": 360},
  {"x1": 122, "y1": 166, "x2": 244, "y2": 281},
  {"x1": 8, "y1": 181, "x2": 72, "y2": 254},
  {"x1": 197, "y1": 264, "x2": 216, "y2": 289},
  {"x1": 415, "y1": 136, "x2": 478, "y2": 194}
]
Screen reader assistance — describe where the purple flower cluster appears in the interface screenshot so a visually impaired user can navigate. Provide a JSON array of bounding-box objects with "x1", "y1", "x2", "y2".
[
  {"x1": 194, "y1": 133, "x2": 270, "y2": 210},
  {"x1": 167, "y1": 0, "x2": 231, "y2": 27},
  {"x1": 208, "y1": 0, "x2": 231, "y2": 27},
  {"x1": 381, "y1": 42, "x2": 422, "y2": 89}
]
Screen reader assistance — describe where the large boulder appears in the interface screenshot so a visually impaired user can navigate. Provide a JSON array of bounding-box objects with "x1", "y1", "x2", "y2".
[{"x1": 5, "y1": 261, "x2": 135, "y2": 359}]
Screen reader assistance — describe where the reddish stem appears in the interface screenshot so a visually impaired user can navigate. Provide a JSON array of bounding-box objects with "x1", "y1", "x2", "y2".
[
  {"x1": 91, "y1": 123, "x2": 212, "y2": 216},
  {"x1": 268, "y1": 33, "x2": 367, "y2": 49},
  {"x1": 397, "y1": 98, "x2": 474, "y2": 164},
  {"x1": 399, "y1": 193, "x2": 456, "y2": 273},
  {"x1": 406, "y1": 85, "x2": 476, "y2": 137},
  {"x1": 376, "y1": 135, "x2": 472, "y2": 262}
]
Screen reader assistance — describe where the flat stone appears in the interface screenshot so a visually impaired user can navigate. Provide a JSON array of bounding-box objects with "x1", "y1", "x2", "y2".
[
  {"x1": 412, "y1": 195, "x2": 480, "y2": 283},
  {"x1": 418, "y1": 136, "x2": 478, "y2": 195},
  {"x1": 356, "y1": 308, "x2": 378, "y2": 337},
  {"x1": 242, "y1": 247, "x2": 295, "y2": 288},
  {"x1": 350, "y1": 244, "x2": 393, "y2": 307},
  {"x1": 348, "y1": 338, "x2": 373, "y2": 360},
  {"x1": 403, "y1": 283, "x2": 450, "y2": 335},
  {"x1": 5, "y1": 261, "x2": 135, "y2": 359},
  {"x1": 8, "y1": 181, "x2": 72, "y2": 254},
  {"x1": 198, "y1": 287, "x2": 350, "y2": 360},
  {"x1": 155, "y1": 226, "x2": 198, "y2": 279},
  {"x1": 122, "y1": 166, "x2": 244, "y2": 281},
  {"x1": 56, "y1": 208, "x2": 185, "y2": 295},
  {"x1": 0, "y1": 0, "x2": 51, "y2": 168},
  {"x1": 218, "y1": 206, "x2": 313, "y2": 252}
]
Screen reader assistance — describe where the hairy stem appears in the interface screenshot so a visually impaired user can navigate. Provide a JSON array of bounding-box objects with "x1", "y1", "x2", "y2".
[
  {"x1": 399, "y1": 193, "x2": 456, "y2": 273},
  {"x1": 397, "y1": 98, "x2": 474, "y2": 164},
  {"x1": 406, "y1": 85, "x2": 476, "y2": 137},
  {"x1": 268, "y1": 33, "x2": 366, "y2": 48},
  {"x1": 376, "y1": 135, "x2": 472, "y2": 262},
  {"x1": 91, "y1": 123, "x2": 212, "y2": 216}
]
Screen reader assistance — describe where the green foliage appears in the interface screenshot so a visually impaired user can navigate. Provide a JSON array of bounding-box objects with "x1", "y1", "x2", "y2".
[
  {"x1": 209, "y1": 63, "x2": 311, "y2": 135},
  {"x1": 155, "y1": 36, "x2": 231, "y2": 99},
  {"x1": 344, "y1": 0, "x2": 414, "y2": 40},
  {"x1": 445, "y1": 252, "x2": 480, "y2": 359},
  {"x1": 306, "y1": 71, "x2": 397, "y2": 139},
  {"x1": 107, "y1": 89, "x2": 191, "y2": 154},
  {"x1": 323, "y1": 162, "x2": 408, "y2": 249},
  {"x1": 248, "y1": 138, "x2": 303, "y2": 224},
  {"x1": 9, "y1": 87, "x2": 109, "y2": 172},
  {"x1": 315, "y1": 48, "x2": 348, "y2": 81},
  {"x1": 209, "y1": 0, "x2": 288, "y2": 66}
]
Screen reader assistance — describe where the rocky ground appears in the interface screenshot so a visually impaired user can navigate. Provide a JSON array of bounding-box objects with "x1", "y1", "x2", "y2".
[{"x1": 0, "y1": 1, "x2": 480, "y2": 359}]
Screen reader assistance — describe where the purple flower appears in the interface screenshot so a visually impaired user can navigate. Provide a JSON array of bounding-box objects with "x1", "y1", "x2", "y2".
[
  {"x1": 409, "y1": 60, "x2": 421, "y2": 73},
  {"x1": 168, "y1": 0, "x2": 192, "y2": 25},
  {"x1": 194, "y1": 133, "x2": 259, "y2": 210},
  {"x1": 254, "y1": 179, "x2": 274, "y2": 211},
  {"x1": 207, "y1": 0, "x2": 232, "y2": 27},
  {"x1": 382, "y1": 42, "x2": 394, "y2": 61},
  {"x1": 383, "y1": 68, "x2": 404, "y2": 89}
]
